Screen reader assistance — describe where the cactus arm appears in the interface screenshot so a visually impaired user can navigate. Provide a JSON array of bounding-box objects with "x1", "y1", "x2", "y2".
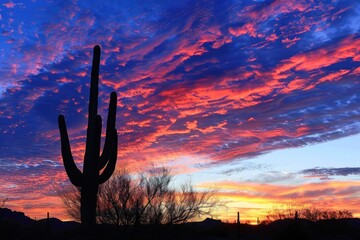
[
  {"x1": 99, "y1": 92, "x2": 117, "y2": 169},
  {"x1": 99, "y1": 128, "x2": 118, "y2": 184},
  {"x1": 58, "y1": 115, "x2": 83, "y2": 187}
]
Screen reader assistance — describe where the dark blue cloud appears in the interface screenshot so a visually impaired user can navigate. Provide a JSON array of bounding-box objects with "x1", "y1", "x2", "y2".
[{"x1": 300, "y1": 167, "x2": 360, "y2": 177}]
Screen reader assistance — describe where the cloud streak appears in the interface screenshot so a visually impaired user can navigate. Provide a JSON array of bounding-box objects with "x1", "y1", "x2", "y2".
[{"x1": 300, "y1": 167, "x2": 360, "y2": 179}]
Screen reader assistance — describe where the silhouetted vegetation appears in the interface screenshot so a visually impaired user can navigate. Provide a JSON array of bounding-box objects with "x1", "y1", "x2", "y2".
[
  {"x1": 265, "y1": 201, "x2": 353, "y2": 223},
  {"x1": 58, "y1": 45, "x2": 118, "y2": 235},
  {"x1": 1, "y1": 207, "x2": 360, "y2": 240},
  {"x1": 59, "y1": 167, "x2": 219, "y2": 226},
  {"x1": 1, "y1": 198, "x2": 7, "y2": 208}
]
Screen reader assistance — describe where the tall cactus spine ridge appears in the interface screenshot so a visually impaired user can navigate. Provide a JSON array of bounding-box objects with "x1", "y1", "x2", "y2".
[{"x1": 58, "y1": 45, "x2": 118, "y2": 230}]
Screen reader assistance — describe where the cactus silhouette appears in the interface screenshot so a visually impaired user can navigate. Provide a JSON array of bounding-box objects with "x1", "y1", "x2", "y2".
[
  {"x1": 237, "y1": 212, "x2": 240, "y2": 238},
  {"x1": 58, "y1": 45, "x2": 118, "y2": 231}
]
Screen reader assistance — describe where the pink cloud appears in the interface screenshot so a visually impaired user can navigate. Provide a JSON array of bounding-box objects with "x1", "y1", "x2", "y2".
[
  {"x1": 229, "y1": 23, "x2": 259, "y2": 38},
  {"x1": 318, "y1": 69, "x2": 351, "y2": 84},
  {"x1": 276, "y1": 36, "x2": 360, "y2": 74},
  {"x1": 2, "y1": 1, "x2": 15, "y2": 8}
]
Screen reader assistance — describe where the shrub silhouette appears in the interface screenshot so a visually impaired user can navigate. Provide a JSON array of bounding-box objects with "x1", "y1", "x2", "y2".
[
  {"x1": 265, "y1": 201, "x2": 353, "y2": 223},
  {"x1": 59, "y1": 168, "x2": 219, "y2": 226},
  {"x1": 58, "y1": 45, "x2": 118, "y2": 234}
]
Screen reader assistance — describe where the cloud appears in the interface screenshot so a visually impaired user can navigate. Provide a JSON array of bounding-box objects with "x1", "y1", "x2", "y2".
[
  {"x1": 2, "y1": 1, "x2": 15, "y2": 9},
  {"x1": 254, "y1": 171, "x2": 296, "y2": 183},
  {"x1": 220, "y1": 163, "x2": 270, "y2": 176},
  {"x1": 299, "y1": 167, "x2": 360, "y2": 179},
  {"x1": 1, "y1": 1, "x2": 360, "y2": 166}
]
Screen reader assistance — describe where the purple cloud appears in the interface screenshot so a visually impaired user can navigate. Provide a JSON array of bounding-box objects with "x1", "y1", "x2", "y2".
[{"x1": 300, "y1": 167, "x2": 360, "y2": 178}]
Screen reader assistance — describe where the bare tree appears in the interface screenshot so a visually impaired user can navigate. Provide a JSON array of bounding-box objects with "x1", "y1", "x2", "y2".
[
  {"x1": 1, "y1": 197, "x2": 8, "y2": 208},
  {"x1": 137, "y1": 167, "x2": 172, "y2": 225},
  {"x1": 59, "y1": 167, "x2": 219, "y2": 226},
  {"x1": 265, "y1": 200, "x2": 306, "y2": 221},
  {"x1": 302, "y1": 207, "x2": 352, "y2": 221},
  {"x1": 58, "y1": 185, "x2": 81, "y2": 222},
  {"x1": 164, "y1": 182, "x2": 217, "y2": 224}
]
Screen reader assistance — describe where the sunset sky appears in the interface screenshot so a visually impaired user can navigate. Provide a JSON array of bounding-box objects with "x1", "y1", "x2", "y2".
[{"x1": 1, "y1": 0, "x2": 360, "y2": 223}]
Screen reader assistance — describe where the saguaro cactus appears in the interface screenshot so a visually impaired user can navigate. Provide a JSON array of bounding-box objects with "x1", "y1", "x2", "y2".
[
  {"x1": 58, "y1": 45, "x2": 118, "y2": 230},
  {"x1": 237, "y1": 212, "x2": 240, "y2": 238}
]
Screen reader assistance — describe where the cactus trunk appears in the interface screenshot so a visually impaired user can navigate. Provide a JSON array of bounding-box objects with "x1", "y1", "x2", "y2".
[{"x1": 58, "y1": 45, "x2": 118, "y2": 233}]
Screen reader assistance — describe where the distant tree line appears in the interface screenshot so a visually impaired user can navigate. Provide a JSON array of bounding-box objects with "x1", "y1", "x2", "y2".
[
  {"x1": 265, "y1": 200, "x2": 353, "y2": 223},
  {"x1": 59, "y1": 167, "x2": 219, "y2": 226}
]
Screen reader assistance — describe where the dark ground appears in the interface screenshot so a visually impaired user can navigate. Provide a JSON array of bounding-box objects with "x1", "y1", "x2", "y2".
[{"x1": 1, "y1": 208, "x2": 360, "y2": 240}]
